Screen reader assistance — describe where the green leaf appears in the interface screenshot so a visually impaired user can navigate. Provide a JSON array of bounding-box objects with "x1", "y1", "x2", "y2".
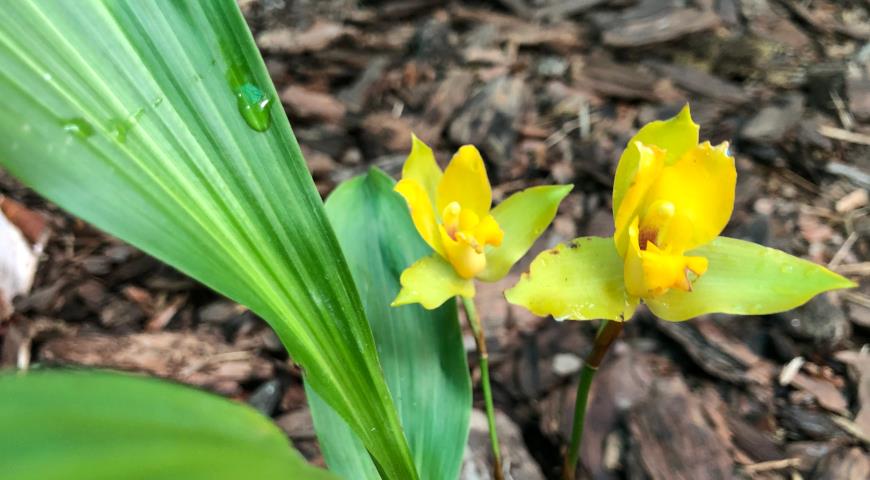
[
  {"x1": 479, "y1": 184, "x2": 573, "y2": 282},
  {"x1": 310, "y1": 169, "x2": 472, "y2": 479},
  {"x1": 505, "y1": 237, "x2": 636, "y2": 321},
  {"x1": 647, "y1": 236, "x2": 856, "y2": 321},
  {"x1": 0, "y1": 370, "x2": 335, "y2": 480},
  {"x1": 0, "y1": 2, "x2": 416, "y2": 478}
]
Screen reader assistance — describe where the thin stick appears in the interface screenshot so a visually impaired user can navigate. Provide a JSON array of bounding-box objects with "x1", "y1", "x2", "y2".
[
  {"x1": 462, "y1": 296, "x2": 504, "y2": 480},
  {"x1": 563, "y1": 320, "x2": 625, "y2": 480}
]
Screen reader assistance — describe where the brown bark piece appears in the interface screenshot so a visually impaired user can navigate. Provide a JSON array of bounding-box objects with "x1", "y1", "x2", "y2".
[
  {"x1": 602, "y1": 8, "x2": 720, "y2": 48},
  {"x1": 655, "y1": 319, "x2": 750, "y2": 385},
  {"x1": 412, "y1": 71, "x2": 475, "y2": 146},
  {"x1": 281, "y1": 85, "x2": 347, "y2": 124},
  {"x1": 628, "y1": 376, "x2": 733, "y2": 480},
  {"x1": 449, "y1": 76, "x2": 530, "y2": 175},
  {"x1": 812, "y1": 447, "x2": 870, "y2": 480},
  {"x1": 39, "y1": 332, "x2": 273, "y2": 395},
  {"x1": 256, "y1": 20, "x2": 349, "y2": 54}
]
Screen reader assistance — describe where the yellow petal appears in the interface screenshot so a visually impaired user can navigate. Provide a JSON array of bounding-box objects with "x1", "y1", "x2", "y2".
[
  {"x1": 642, "y1": 141, "x2": 736, "y2": 251},
  {"x1": 402, "y1": 134, "x2": 442, "y2": 204},
  {"x1": 440, "y1": 226, "x2": 487, "y2": 279},
  {"x1": 472, "y1": 214, "x2": 503, "y2": 249},
  {"x1": 391, "y1": 254, "x2": 475, "y2": 309},
  {"x1": 613, "y1": 142, "x2": 664, "y2": 256},
  {"x1": 436, "y1": 145, "x2": 492, "y2": 218},
  {"x1": 613, "y1": 105, "x2": 699, "y2": 216},
  {"x1": 395, "y1": 178, "x2": 444, "y2": 256},
  {"x1": 624, "y1": 218, "x2": 708, "y2": 298}
]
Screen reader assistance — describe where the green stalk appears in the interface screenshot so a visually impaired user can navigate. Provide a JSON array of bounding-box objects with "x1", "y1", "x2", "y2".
[
  {"x1": 563, "y1": 320, "x2": 625, "y2": 480},
  {"x1": 462, "y1": 296, "x2": 504, "y2": 480}
]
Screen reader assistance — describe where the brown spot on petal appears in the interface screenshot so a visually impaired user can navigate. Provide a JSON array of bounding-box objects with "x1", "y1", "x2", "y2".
[{"x1": 638, "y1": 227, "x2": 658, "y2": 250}]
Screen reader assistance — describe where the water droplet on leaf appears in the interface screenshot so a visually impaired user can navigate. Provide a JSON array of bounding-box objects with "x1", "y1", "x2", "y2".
[
  {"x1": 227, "y1": 64, "x2": 272, "y2": 132},
  {"x1": 62, "y1": 118, "x2": 94, "y2": 138},
  {"x1": 106, "y1": 109, "x2": 144, "y2": 144},
  {"x1": 234, "y1": 83, "x2": 272, "y2": 132}
]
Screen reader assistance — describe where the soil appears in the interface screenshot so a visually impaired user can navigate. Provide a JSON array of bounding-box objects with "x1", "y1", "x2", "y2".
[{"x1": 2, "y1": 1, "x2": 870, "y2": 479}]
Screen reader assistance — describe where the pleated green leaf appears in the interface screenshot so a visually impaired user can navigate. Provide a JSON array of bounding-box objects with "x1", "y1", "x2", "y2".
[
  {"x1": 310, "y1": 169, "x2": 472, "y2": 480},
  {"x1": 647, "y1": 236, "x2": 856, "y2": 321},
  {"x1": 0, "y1": 370, "x2": 335, "y2": 480},
  {"x1": 0, "y1": 2, "x2": 415, "y2": 478},
  {"x1": 505, "y1": 237, "x2": 637, "y2": 321}
]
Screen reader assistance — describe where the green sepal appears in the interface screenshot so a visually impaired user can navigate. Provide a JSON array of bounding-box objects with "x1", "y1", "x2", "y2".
[
  {"x1": 479, "y1": 184, "x2": 573, "y2": 282},
  {"x1": 648, "y1": 236, "x2": 856, "y2": 321},
  {"x1": 505, "y1": 237, "x2": 636, "y2": 321}
]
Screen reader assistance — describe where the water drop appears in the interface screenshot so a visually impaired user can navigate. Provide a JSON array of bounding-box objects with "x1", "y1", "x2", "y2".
[
  {"x1": 62, "y1": 118, "x2": 94, "y2": 139},
  {"x1": 107, "y1": 108, "x2": 145, "y2": 143},
  {"x1": 227, "y1": 64, "x2": 272, "y2": 132},
  {"x1": 107, "y1": 119, "x2": 130, "y2": 143},
  {"x1": 234, "y1": 83, "x2": 272, "y2": 132},
  {"x1": 152, "y1": 97, "x2": 164, "y2": 108},
  {"x1": 42, "y1": 72, "x2": 52, "y2": 82}
]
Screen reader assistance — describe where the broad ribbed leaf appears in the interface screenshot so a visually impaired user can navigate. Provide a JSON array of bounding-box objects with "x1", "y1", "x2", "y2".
[
  {"x1": 0, "y1": 2, "x2": 415, "y2": 477},
  {"x1": 505, "y1": 237, "x2": 636, "y2": 321},
  {"x1": 0, "y1": 370, "x2": 335, "y2": 480},
  {"x1": 309, "y1": 169, "x2": 472, "y2": 479},
  {"x1": 647, "y1": 236, "x2": 856, "y2": 321}
]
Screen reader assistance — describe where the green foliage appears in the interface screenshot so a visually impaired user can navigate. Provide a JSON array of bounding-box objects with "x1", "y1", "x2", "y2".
[
  {"x1": 0, "y1": 370, "x2": 336, "y2": 480},
  {"x1": 0, "y1": 2, "x2": 415, "y2": 477},
  {"x1": 309, "y1": 169, "x2": 472, "y2": 479}
]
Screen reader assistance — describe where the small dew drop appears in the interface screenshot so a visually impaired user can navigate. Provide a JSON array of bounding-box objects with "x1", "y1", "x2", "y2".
[
  {"x1": 234, "y1": 83, "x2": 273, "y2": 132},
  {"x1": 227, "y1": 64, "x2": 272, "y2": 132},
  {"x1": 553, "y1": 315, "x2": 568, "y2": 322},
  {"x1": 152, "y1": 97, "x2": 164, "y2": 108},
  {"x1": 107, "y1": 119, "x2": 130, "y2": 143},
  {"x1": 107, "y1": 108, "x2": 145, "y2": 143},
  {"x1": 42, "y1": 72, "x2": 52, "y2": 82},
  {"x1": 62, "y1": 118, "x2": 94, "y2": 139},
  {"x1": 780, "y1": 265, "x2": 794, "y2": 274}
]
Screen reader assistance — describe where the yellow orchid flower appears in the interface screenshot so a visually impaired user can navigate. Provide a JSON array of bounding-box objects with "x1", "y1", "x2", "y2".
[
  {"x1": 392, "y1": 135, "x2": 572, "y2": 309},
  {"x1": 506, "y1": 105, "x2": 855, "y2": 322}
]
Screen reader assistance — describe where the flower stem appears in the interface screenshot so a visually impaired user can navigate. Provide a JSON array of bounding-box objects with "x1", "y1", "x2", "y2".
[
  {"x1": 563, "y1": 320, "x2": 624, "y2": 480},
  {"x1": 462, "y1": 296, "x2": 504, "y2": 480}
]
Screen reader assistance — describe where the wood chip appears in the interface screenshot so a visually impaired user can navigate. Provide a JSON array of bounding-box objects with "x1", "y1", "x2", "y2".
[
  {"x1": 602, "y1": 8, "x2": 720, "y2": 48},
  {"x1": 256, "y1": 20, "x2": 350, "y2": 54},
  {"x1": 835, "y1": 188, "x2": 869, "y2": 213},
  {"x1": 280, "y1": 85, "x2": 347, "y2": 123},
  {"x1": 39, "y1": 332, "x2": 273, "y2": 395},
  {"x1": 628, "y1": 376, "x2": 733, "y2": 480}
]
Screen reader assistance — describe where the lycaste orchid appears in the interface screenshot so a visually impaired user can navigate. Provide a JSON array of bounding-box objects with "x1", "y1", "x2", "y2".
[
  {"x1": 506, "y1": 106, "x2": 855, "y2": 322},
  {"x1": 391, "y1": 135, "x2": 571, "y2": 309}
]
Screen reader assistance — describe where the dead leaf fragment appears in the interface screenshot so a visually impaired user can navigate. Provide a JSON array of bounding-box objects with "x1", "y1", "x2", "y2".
[{"x1": 0, "y1": 207, "x2": 38, "y2": 320}]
